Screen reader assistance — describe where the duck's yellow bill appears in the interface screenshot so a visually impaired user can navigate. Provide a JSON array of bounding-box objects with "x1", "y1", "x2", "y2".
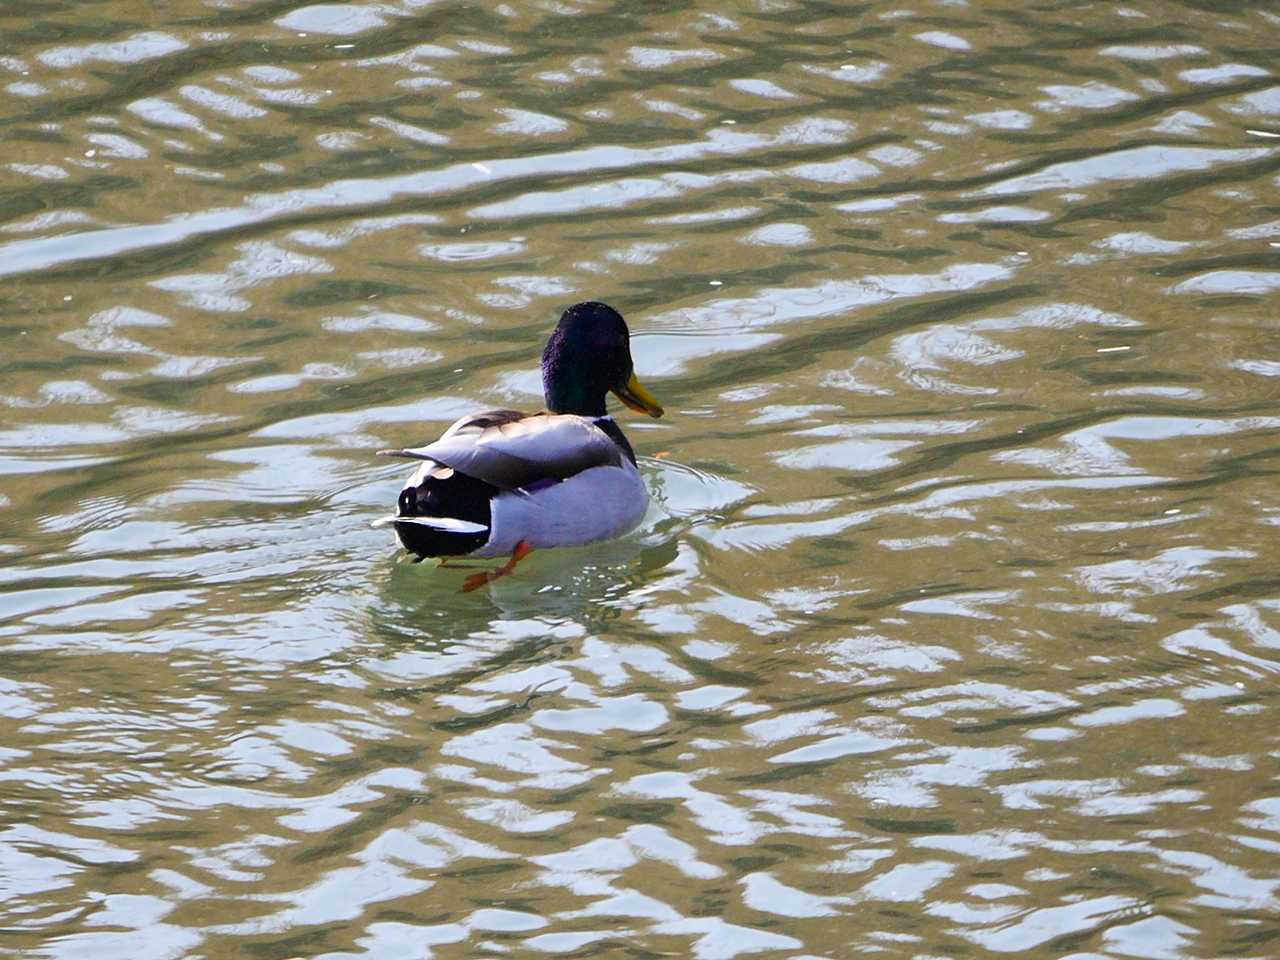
[{"x1": 613, "y1": 372, "x2": 664, "y2": 418}]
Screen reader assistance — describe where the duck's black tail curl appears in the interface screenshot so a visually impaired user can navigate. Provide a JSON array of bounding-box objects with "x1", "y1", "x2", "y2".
[{"x1": 391, "y1": 468, "x2": 496, "y2": 558}]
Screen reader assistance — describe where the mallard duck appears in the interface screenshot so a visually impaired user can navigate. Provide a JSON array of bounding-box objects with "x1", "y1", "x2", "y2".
[{"x1": 374, "y1": 301, "x2": 664, "y2": 590}]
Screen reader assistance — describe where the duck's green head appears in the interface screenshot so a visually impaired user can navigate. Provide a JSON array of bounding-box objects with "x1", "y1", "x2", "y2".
[{"x1": 541, "y1": 302, "x2": 664, "y2": 419}]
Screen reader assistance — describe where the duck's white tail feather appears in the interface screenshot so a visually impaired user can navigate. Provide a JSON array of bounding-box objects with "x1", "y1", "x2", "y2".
[{"x1": 371, "y1": 514, "x2": 488, "y2": 534}]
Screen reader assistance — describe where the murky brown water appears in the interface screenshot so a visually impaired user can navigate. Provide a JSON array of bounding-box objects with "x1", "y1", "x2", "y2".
[{"x1": 2, "y1": 1, "x2": 1279, "y2": 957}]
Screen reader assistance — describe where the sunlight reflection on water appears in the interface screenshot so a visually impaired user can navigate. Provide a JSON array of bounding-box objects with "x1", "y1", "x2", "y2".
[{"x1": 2, "y1": 0, "x2": 1280, "y2": 957}]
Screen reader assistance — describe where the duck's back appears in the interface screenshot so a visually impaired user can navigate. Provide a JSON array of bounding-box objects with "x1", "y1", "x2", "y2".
[{"x1": 387, "y1": 409, "x2": 645, "y2": 558}]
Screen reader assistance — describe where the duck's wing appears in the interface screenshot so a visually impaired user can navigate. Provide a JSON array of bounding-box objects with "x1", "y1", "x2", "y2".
[{"x1": 378, "y1": 411, "x2": 625, "y2": 491}]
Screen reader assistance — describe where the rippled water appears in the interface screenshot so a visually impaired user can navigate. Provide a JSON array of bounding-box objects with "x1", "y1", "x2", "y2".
[{"x1": 2, "y1": 1, "x2": 1279, "y2": 957}]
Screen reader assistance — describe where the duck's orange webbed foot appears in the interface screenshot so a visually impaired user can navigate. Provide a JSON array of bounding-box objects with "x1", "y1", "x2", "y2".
[{"x1": 461, "y1": 540, "x2": 535, "y2": 593}]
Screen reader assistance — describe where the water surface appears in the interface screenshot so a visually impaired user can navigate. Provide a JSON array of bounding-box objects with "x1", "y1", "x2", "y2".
[{"x1": 2, "y1": 1, "x2": 1279, "y2": 957}]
